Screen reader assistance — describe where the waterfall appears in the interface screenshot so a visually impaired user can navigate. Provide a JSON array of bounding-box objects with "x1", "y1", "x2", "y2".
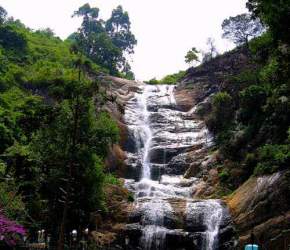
[
  {"x1": 139, "y1": 86, "x2": 153, "y2": 179},
  {"x1": 124, "y1": 84, "x2": 227, "y2": 250}
]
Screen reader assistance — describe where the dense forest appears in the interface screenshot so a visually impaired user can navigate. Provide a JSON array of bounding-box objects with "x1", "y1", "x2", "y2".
[
  {"x1": 0, "y1": 3, "x2": 135, "y2": 249},
  {"x1": 0, "y1": 0, "x2": 289, "y2": 249}
]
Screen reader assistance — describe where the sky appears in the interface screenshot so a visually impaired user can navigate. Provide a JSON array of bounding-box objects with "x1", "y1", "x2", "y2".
[{"x1": 1, "y1": 0, "x2": 248, "y2": 80}]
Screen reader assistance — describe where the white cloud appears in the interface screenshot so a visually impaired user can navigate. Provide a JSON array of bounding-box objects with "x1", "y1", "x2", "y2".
[{"x1": 0, "y1": 0, "x2": 247, "y2": 80}]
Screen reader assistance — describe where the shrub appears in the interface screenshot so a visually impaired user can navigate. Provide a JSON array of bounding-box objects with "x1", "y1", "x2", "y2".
[
  {"x1": 104, "y1": 174, "x2": 121, "y2": 186},
  {"x1": 238, "y1": 85, "x2": 267, "y2": 124},
  {"x1": 206, "y1": 92, "x2": 233, "y2": 133},
  {"x1": 219, "y1": 168, "x2": 230, "y2": 182},
  {"x1": 254, "y1": 144, "x2": 290, "y2": 175}
]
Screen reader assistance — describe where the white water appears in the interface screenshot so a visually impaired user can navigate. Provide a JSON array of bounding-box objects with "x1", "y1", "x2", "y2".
[
  {"x1": 124, "y1": 84, "x2": 222, "y2": 250},
  {"x1": 186, "y1": 200, "x2": 223, "y2": 249}
]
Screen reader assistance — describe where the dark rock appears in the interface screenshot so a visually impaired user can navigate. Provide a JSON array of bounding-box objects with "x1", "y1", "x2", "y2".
[{"x1": 149, "y1": 146, "x2": 190, "y2": 164}]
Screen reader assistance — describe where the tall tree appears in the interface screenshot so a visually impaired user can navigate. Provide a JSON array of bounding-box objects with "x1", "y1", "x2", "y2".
[
  {"x1": 105, "y1": 5, "x2": 137, "y2": 54},
  {"x1": 222, "y1": 13, "x2": 265, "y2": 46},
  {"x1": 72, "y1": 3, "x2": 136, "y2": 75}
]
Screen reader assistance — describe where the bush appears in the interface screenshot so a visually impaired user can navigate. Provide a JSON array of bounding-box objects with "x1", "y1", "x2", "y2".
[
  {"x1": 104, "y1": 174, "x2": 121, "y2": 186},
  {"x1": 206, "y1": 92, "x2": 233, "y2": 133},
  {"x1": 249, "y1": 32, "x2": 273, "y2": 62},
  {"x1": 219, "y1": 168, "x2": 230, "y2": 182},
  {"x1": 238, "y1": 85, "x2": 267, "y2": 124},
  {"x1": 145, "y1": 71, "x2": 185, "y2": 85},
  {"x1": 254, "y1": 144, "x2": 290, "y2": 175},
  {"x1": 146, "y1": 78, "x2": 160, "y2": 85}
]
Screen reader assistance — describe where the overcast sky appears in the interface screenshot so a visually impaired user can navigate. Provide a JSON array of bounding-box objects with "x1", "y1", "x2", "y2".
[{"x1": 1, "y1": 0, "x2": 247, "y2": 80}]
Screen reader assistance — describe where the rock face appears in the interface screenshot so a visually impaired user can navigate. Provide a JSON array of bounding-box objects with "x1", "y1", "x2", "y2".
[
  {"x1": 227, "y1": 171, "x2": 290, "y2": 249},
  {"x1": 100, "y1": 76, "x2": 143, "y2": 176},
  {"x1": 174, "y1": 47, "x2": 254, "y2": 112}
]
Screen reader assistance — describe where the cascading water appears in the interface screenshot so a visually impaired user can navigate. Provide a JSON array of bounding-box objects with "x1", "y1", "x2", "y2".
[{"x1": 124, "y1": 84, "x2": 232, "y2": 250}]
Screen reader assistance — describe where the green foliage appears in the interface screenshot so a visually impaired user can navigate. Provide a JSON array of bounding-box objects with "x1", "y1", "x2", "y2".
[
  {"x1": 238, "y1": 85, "x2": 267, "y2": 124},
  {"x1": 127, "y1": 192, "x2": 135, "y2": 202},
  {"x1": 0, "y1": 88, "x2": 44, "y2": 153},
  {"x1": 259, "y1": 57, "x2": 279, "y2": 83},
  {"x1": 161, "y1": 71, "x2": 186, "y2": 85},
  {"x1": 0, "y1": 25, "x2": 27, "y2": 54},
  {"x1": 218, "y1": 168, "x2": 230, "y2": 182},
  {"x1": 146, "y1": 78, "x2": 159, "y2": 85},
  {"x1": 0, "y1": 6, "x2": 123, "y2": 246},
  {"x1": 254, "y1": 144, "x2": 290, "y2": 175},
  {"x1": 207, "y1": 0, "x2": 290, "y2": 189},
  {"x1": 104, "y1": 174, "x2": 121, "y2": 186},
  {"x1": 72, "y1": 3, "x2": 136, "y2": 75},
  {"x1": 105, "y1": 5, "x2": 137, "y2": 54},
  {"x1": 0, "y1": 181, "x2": 26, "y2": 222},
  {"x1": 249, "y1": 32, "x2": 273, "y2": 62},
  {"x1": 246, "y1": 0, "x2": 290, "y2": 43},
  {"x1": 206, "y1": 92, "x2": 234, "y2": 133},
  {"x1": 146, "y1": 71, "x2": 185, "y2": 85},
  {"x1": 185, "y1": 47, "x2": 199, "y2": 65}
]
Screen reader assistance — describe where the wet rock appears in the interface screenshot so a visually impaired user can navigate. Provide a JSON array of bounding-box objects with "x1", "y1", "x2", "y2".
[
  {"x1": 149, "y1": 146, "x2": 191, "y2": 164},
  {"x1": 150, "y1": 164, "x2": 166, "y2": 180},
  {"x1": 166, "y1": 153, "x2": 191, "y2": 175},
  {"x1": 227, "y1": 171, "x2": 290, "y2": 249}
]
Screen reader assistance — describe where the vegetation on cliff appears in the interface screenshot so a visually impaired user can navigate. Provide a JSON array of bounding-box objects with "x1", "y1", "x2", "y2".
[
  {"x1": 145, "y1": 71, "x2": 186, "y2": 85},
  {"x1": 204, "y1": 0, "x2": 290, "y2": 190},
  {"x1": 0, "y1": 3, "x2": 134, "y2": 248}
]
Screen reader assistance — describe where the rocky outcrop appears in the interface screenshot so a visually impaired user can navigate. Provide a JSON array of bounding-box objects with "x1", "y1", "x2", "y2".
[
  {"x1": 100, "y1": 76, "x2": 142, "y2": 176},
  {"x1": 226, "y1": 171, "x2": 290, "y2": 249},
  {"x1": 175, "y1": 47, "x2": 253, "y2": 112}
]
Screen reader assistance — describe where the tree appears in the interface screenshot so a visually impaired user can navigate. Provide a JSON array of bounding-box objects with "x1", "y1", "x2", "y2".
[
  {"x1": 122, "y1": 62, "x2": 135, "y2": 80},
  {"x1": 222, "y1": 13, "x2": 265, "y2": 46},
  {"x1": 72, "y1": 3, "x2": 136, "y2": 75},
  {"x1": 246, "y1": 0, "x2": 290, "y2": 43},
  {"x1": 0, "y1": 6, "x2": 7, "y2": 25},
  {"x1": 106, "y1": 5, "x2": 137, "y2": 54},
  {"x1": 185, "y1": 47, "x2": 199, "y2": 66},
  {"x1": 28, "y1": 55, "x2": 119, "y2": 250},
  {"x1": 0, "y1": 25, "x2": 27, "y2": 53},
  {"x1": 73, "y1": 4, "x2": 119, "y2": 74},
  {"x1": 202, "y1": 37, "x2": 218, "y2": 63}
]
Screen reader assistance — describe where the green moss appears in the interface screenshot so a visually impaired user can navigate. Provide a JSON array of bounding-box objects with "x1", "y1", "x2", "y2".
[{"x1": 218, "y1": 168, "x2": 230, "y2": 182}]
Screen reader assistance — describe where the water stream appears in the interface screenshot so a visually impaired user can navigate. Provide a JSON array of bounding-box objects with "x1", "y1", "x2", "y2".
[{"x1": 124, "y1": 84, "x2": 227, "y2": 250}]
